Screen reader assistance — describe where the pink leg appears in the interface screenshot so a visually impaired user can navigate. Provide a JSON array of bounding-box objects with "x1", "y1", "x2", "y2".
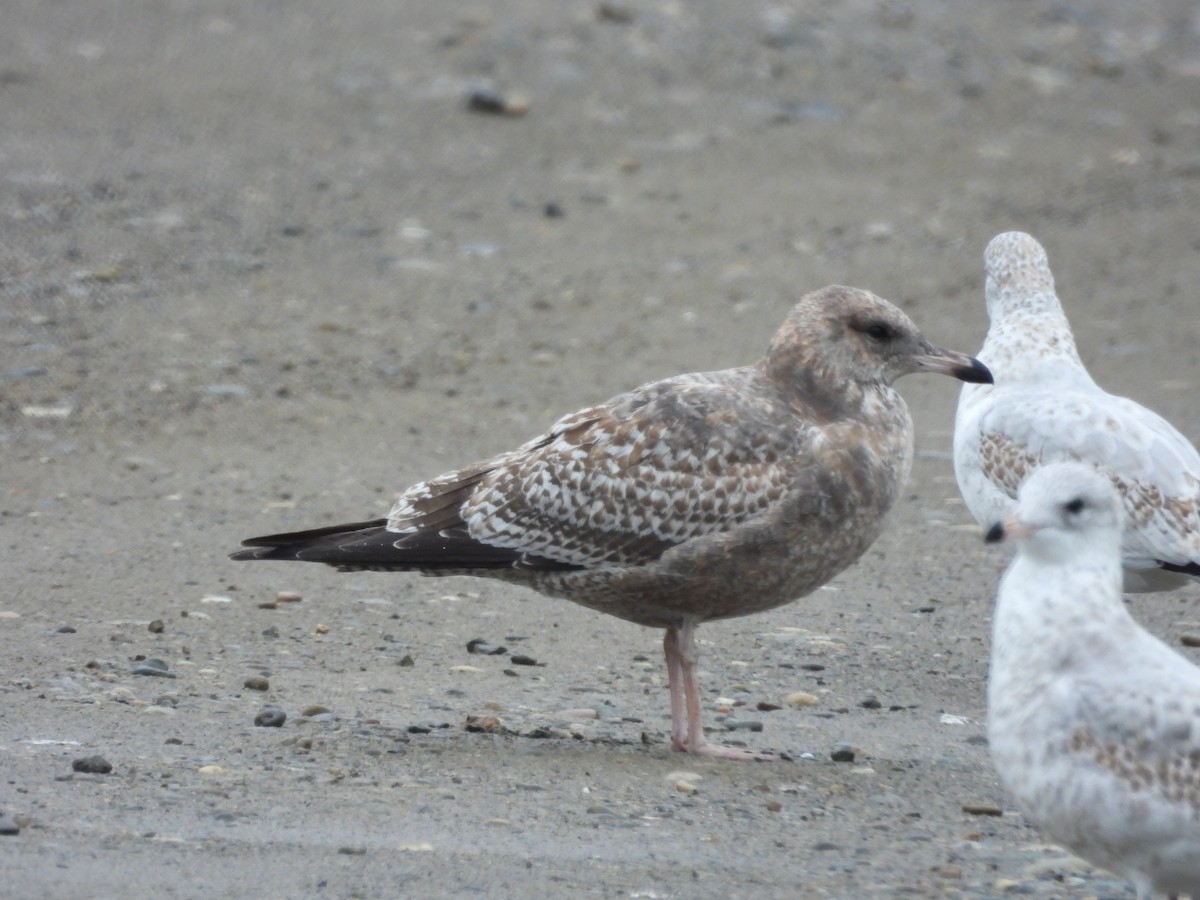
[
  {"x1": 663, "y1": 626, "x2": 689, "y2": 750},
  {"x1": 663, "y1": 621, "x2": 775, "y2": 761}
]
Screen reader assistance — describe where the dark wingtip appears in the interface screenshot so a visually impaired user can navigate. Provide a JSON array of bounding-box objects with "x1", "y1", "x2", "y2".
[
  {"x1": 984, "y1": 521, "x2": 1005, "y2": 544},
  {"x1": 1158, "y1": 559, "x2": 1200, "y2": 578},
  {"x1": 958, "y1": 357, "x2": 993, "y2": 385}
]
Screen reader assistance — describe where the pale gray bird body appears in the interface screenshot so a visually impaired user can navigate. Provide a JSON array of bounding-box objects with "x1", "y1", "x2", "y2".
[
  {"x1": 987, "y1": 461, "x2": 1200, "y2": 899},
  {"x1": 954, "y1": 231, "x2": 1200, "y2": 591}
]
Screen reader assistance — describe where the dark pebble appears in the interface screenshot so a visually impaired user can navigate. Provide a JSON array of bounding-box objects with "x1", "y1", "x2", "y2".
[
  {"x1": 254, "y1": 707, "x2": 286, "y2": 728},
  {"x1": 407, "y1": 724, "x2": 432, "y2": 734},
  {"x1": 132, "y1": 658, "x2": 175, "y2": 678},
  {"x1": 148, "y1": 619, "x2": 165, "y2": 633},
  {"x1": 830, "y1": 743, "x2": 856, "y2": 763},
  {"x1": 756, "y1": 701, "x2": 782, "y2": 712},
  {"x1": 0, "y1": 811, "x2": 19, "y2": 835},
  {"x1": 467, "y1": 87, "x2": 505, "y2": 113},
  {"x1": 962, "y1": 802, "x2": 1004, "y2": 817},
  {"x1": 57, "y1": 625, "x2": 76, "y2": 634},
  {"x1": 861, "y1": 696, "x2": 882, "y2": 709},
  {"x1": 813, "y1": 841, "x2": 841, "y2": 851},
  {"x1": 510, "y1": 654, "x2": 538, "y2": 666},
  {"x1": 72, "y1": 755, "x2": 113, "y2": 774},
  {"x1": 543, "y1": 202, "x2": 564, "y2": 218},
  {"x1": 398, "y1": 654, "x2": 415, "y2": 667},
  {"x1": 467, "y1": 638, "x2": 507, "y2": 656},
  {"x1": 724, "y1": 719, "x2": 764, "y2": 732}
]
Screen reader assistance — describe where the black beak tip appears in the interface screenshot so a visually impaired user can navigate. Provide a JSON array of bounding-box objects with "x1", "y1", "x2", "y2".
[
  {"x1": 959, "y1": 357, "x2": 994, "y2": 385},
  {"x1": 984, "y1": 522, "x2": 1005, "y2": 544}
]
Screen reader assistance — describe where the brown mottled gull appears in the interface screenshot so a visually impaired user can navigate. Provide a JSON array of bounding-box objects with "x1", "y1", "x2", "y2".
[
  {"x1": 986, "y1": 461, "x2": 1200, "y2": 899},
  {"x1": 955, "y1": 231, "x2": 1200, "y2": 592},
  {"x1": 232, "y1": 285, "x2": 991, "y2": 760}
]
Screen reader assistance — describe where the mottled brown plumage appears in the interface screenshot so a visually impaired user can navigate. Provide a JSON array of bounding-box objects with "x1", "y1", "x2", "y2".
[{"x1": 233, "y1": 285, "x2": 991, "y2": 759}]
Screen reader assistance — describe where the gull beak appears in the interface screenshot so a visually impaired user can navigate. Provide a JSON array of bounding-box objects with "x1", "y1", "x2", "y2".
[
  {"x1": 915, "y1": 349, "x2": 993, "y2": 385},
  {"x1": 984, "y1": 512, "x2": 1035, "y2": 544}
]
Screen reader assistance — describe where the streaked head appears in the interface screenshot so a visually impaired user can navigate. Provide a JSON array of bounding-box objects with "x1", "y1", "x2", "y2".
[
  {"x1": 768, "y1": 285, "x2": 992, "y2": 391},
  {"x1": 984, "y1": 231, "x2": 1061, "y2": 319}
]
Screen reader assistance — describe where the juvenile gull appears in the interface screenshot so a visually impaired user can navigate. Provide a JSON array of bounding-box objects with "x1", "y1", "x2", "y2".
[
  {"x1": 986, "y1": 461, "x2": 1200, "y2": 899},
  {"x1": 233, "y1": 285, "x2": 991, "y2": 760},
  {"x1": 954, "y1": 231, "x2": 1200, "y2": 591}
]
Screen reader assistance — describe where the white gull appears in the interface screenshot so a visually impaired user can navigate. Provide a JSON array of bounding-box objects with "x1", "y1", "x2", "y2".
[
  {"x1": 954, "y1": 231, "x2": 1200, "y2": 591},
  {"x1": 986, "y1": 461, "x2": 1200, "y2": 899}
]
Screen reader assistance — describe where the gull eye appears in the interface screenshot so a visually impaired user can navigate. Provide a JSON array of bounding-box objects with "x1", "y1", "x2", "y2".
[
  {"x1": 1064, "y1": 497, "x2": 1085, "y2": 515},
  {"x1": 854, "y1": 320, "x2": 897, "y2": 342}
]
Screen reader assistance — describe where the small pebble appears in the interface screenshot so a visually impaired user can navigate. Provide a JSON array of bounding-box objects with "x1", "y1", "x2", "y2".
[
  {"x1": 301, "y1": 705, "x2": 331, "y2": 718},
  {"x1": 57, "y1": 625, "x2": 76, "y2": 633},
  {"x1": 830, "y1": 743, "x2": 856, "y2": 763},
  {"x1": 723, "y1": 718, "x2": 763, "y2": 733},
  {"x1": 784, "y1": 691, "x2": 820, "y2": 707},
  {"x1": 861, "y1": 696, "x2": 882, "y2": 709},
  {"x1": 962, "y1": 802, "x2": 1004, "y2": 817},
  {"x1": 244, "y1": 675, "x2": 270, "y2": 692},
  {"x1": 466, "y1": 87, "x2": 530, "y2": 117},
  {"x1": 148, "y1": 619, "x2": 164, "y2": 633},
  {"x1": 756, "y1": 701, "x2": 782, "y2": 712},
  {"x1": 464, "y1": 714, "x2": 506, "y2": 734},
  {"x1": 398, "y1": 654, "x2": 415, "y2": 667},
  {"x1": 72, "y1": 755, "x2": 113, "y2": 774},
  {"x1": 596, "y1": 2, "x2": 635, "y2": 23},
  {"x1": 314, "y1": 624, "x2": 329, "y2": 634},
  {"x1": 765, "y1": 800, "x2": 782, "y2": 813},
  {"x1": 255, "y1": 707, "x2": 286, "y2": 728},
  {"x1": 132, "y1": 659, "x2": 176, "y2": 678},
  {"x1": 467, "y1": 638, "x2": 507, "y2": 655},
  {"x1": 0, "y1": 811, "x2": 20, "y2": 835},
  {"x1": 276, "y1": 591, "x2": 303, "y2": 603},
  {"x1": 1181, "y1": 633, "x2": 1200, "y2": 648},
  {"x1": 510, "y1": 654, "x2": 538, "y2": 666}
]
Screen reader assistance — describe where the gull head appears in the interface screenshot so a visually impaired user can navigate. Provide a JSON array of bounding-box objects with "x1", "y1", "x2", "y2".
[
  {"x1": 984, "y1": 231, "x2": 1061, "y2": 320},
  {"x1": 767, "y1": 285, "x2": 992, "y2": 392},
  {"x1": 985, "y1": 461, "x2": 1124, "y2": 562}
]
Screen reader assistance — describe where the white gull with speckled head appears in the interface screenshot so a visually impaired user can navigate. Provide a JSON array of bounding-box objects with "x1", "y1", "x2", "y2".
[
  {"x1": 233, "y1": 285, "x2": 991, "y2": 760},
  {"x1": 986, "y1": 461, "x2": 1200, "y2": 899},
  {"x1": 954, "y1": 231, "x2": 1200, "y2": 591}
]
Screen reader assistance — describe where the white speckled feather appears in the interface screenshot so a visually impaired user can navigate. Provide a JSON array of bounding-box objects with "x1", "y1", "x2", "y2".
[
  {"x1": 955, "y1": 232, "x2": 1200, "y2": 590},
  {"x1": 988, "y1": 462, "x2": 1200, "y2": 899}
]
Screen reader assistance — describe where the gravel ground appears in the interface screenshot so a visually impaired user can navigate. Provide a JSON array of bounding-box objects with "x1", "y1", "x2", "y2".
[{"x1": 4, "y1": 2, "x2": 1200, "y2": 897}]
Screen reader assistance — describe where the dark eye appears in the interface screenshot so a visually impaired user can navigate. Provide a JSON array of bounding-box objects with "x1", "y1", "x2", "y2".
[
  {"x1": 854, "y1": 320, "x2": 897, "y2": 342},
  {"x1": 1064, "y1": 497, "x2": 1085, "y2": 514}
]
